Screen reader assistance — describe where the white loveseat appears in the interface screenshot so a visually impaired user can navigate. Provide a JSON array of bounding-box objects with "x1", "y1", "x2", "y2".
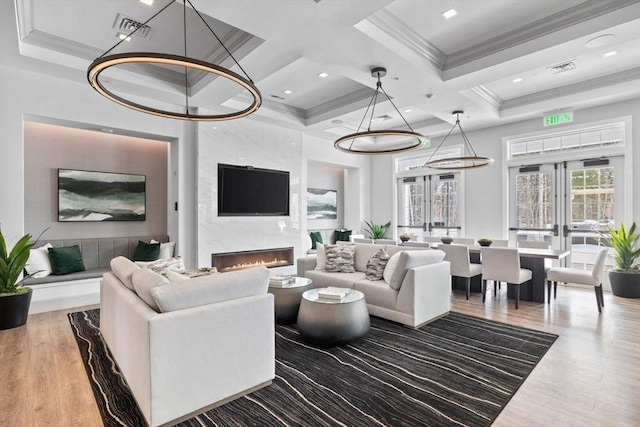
[
  {"x1": 101, "y1": 257, "x2": 275, "y2": 427},
  {"x1": 297, "y1": 244, "x2": 451, "y2": 328}
]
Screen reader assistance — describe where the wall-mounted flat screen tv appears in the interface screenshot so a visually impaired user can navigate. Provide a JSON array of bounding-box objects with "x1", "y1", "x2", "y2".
[{"x1": 218, "y1": 164, "x2": 290, "y2": 216}]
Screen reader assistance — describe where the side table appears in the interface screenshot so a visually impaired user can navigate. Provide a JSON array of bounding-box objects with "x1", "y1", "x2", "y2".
[{"x1": 268, "y1": 277, "x2": 313, "y2": 323}]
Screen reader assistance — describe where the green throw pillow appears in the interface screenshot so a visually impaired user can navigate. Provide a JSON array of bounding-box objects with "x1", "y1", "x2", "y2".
[
  {"x1": 132, "y1": 241, "x2": 161, "y2": 262},
  {"x1": 310, "y1": 231, "x2": 323, "y2": 250},
  {"x1": 48, "y1": 245, "x2": 86, "y2": 275}
]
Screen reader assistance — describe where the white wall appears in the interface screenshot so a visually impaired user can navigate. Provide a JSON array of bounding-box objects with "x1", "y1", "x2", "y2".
[
  {"x1": 372, "y1": 98, "x2": 639, "y2": 240},
  {"x1": 0, "y1": 64, "x2": 184, "y2": 249},
  {"x1": 196, "y1": 120, "x2": 372, "y2": 272}
]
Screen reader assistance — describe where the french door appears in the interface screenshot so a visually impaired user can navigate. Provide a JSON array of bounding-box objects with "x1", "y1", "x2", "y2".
[
  {"x1": 509, "y1": 157, "x2": 623, "y2": 270},
  {"x1": 397, "y1": 173, "x2": 463, "y2": 239}
]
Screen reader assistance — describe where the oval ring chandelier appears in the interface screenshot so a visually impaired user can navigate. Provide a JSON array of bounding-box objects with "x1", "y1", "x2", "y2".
[
  {"x1": 87, "y1": 0, "x2": 261, "y2": 121},
  {"x1": 334, "y1": 67, "x2": 428, "y2": 155},
  {"x1": 423, "y1": 111, "x2": 494, "y2": 170}
]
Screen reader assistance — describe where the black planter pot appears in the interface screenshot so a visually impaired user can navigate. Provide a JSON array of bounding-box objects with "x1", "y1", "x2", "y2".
[
  {"x1": 609, "y1": 271, "x2": 640, "y2": 298},
  {"x1": 0, "y1": 288, "x2": 33, "y2": 330}
]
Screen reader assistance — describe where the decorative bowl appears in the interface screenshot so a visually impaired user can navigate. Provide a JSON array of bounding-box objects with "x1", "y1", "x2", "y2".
[
  {"x1": 440, "y1": 236, "x2": 454, "y2": 244},
  {"x1": 478, "y1": 238, "x2": 493, "y2": 247}
]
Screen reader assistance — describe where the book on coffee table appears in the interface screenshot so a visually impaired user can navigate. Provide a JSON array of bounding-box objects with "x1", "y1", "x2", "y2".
[
  {"x1": 317, "y1": 287, "x2": 350, "y2": 300},
  {"x1": 269, "y1": 275, "x2": 295, "y2": 286}
]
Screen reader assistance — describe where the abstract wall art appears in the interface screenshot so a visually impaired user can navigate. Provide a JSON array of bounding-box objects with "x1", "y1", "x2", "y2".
[
  {"x1": 58, "y1": 169, "x2": 146, "y2": 222},
  {"x1": 307, "y1": 188, "x2": 337, "y2": 220}
]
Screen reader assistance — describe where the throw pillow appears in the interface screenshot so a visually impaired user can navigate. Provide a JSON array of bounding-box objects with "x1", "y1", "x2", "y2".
[
  {"x1": 150, "y1": 239, "x2": 176, "y2": 259},
  {"x1": 324, "y1": 244, "x2": 356, "y2": 273},
  {"x1": 132, "y1": 268, "x2": 169, "y2": 311},
  {"x1": 132, "y1": 240, "x2": 161, "y2": 262},
  {"x1": 314, "y1": 243, "x2": 327, "y2": 270},
  {"x1": 48, "y1": 245, "x2": 86, "y2": 275},
  {"x1": 366, "y1": 248, "x2": 391, "y2": 281},
  {"x1": 25, "y1": 243, "x2": 53, "y2": 278},
  {"x1": 382, "y1": 252, "x2": 401, "y2": 284},
  {"x1": 309, "y1": 231, "x2": 323, "y2": 250}
]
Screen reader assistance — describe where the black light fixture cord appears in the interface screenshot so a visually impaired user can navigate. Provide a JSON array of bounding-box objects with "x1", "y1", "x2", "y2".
[
  {"x1": 97, "y1": 0, "x2": 175, "y2": 59},
  {"x1": 182, "y1": 0, "x2": 189, "y2": 113},
  {"x1": 424, "y1": 113, "x2": 459, "y2": 164},
  {"x1": 186, "y1": 0, "x2": 254, "y2": 83}
]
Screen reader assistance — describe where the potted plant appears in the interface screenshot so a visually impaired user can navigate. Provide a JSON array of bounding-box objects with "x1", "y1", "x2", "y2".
[
  {"x1": 606, "y1": 222, "x2": 640, "y2": 298},
  {"x1": 477, "y1": 237, "x2": 493, "y2": 247},
  {"x1": 364, "y1": 220, "x2": 391, "y2": 240},
  {"x1": 0, "y1": 229, "x2": 37, "y2": 330},
  {"x1": 399, "y1": 233, "x2": 411, "y2": 243}
]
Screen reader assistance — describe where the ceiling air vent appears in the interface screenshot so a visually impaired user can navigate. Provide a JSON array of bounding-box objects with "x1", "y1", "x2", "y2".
[
  {"x1": 269, "y1": 94, "x2": 286, "y2": 100},
  {"x1": 547, "y1": 60, "x2": 577, "y2": 75},
  {"x1": 114, "y1": 14, "x2": 152, "y2": 39},
  {"x1": 374, "y1": 114, "x2": 393, "y2": 121}
]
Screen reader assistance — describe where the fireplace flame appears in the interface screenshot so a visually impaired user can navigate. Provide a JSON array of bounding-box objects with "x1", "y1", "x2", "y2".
[{"x1": 222, "y1": 258, "x2": 291, "y2": 272}]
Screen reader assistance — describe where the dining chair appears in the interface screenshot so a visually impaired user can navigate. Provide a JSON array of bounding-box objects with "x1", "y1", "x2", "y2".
[
  {"x1": 422, "y1": 236, "x2": 442, "y2": 243},
  {"x1": 374, "y1": 239, "x2": 397, "y2": 245},
  {"x1": 452, "y1": 237, "x2": 476, "y2": 246},
  {"x1": 440, "y1": 244, "x2": 482, "y2": 300},
  {"x1": 545, "y1": 249, "x2": 608, "y2": 312},
  {"x1": 491, "y1": 239, "x2": 509, "y2": 247},
  {"x1": 353, "y1": 238, "x2": 374, "y2": 244},
  {"x1": 518, "y1": 240, "x2": 551, "y2": 249},
  {"x1": 480, "y1": 247, "x2": 532, "y2": 309},
  {"x1": 402, "y1": 241, "x2": 431, "y2": 247}
]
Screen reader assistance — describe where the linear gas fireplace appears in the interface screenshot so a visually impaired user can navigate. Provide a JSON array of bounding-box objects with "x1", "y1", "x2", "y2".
[{"x1": 211, "y1": 247, "x2": 294, "y2": 272}]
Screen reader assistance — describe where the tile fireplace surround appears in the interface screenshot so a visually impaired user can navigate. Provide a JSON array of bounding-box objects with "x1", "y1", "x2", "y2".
[{"x1": 211, "y1": 247, "x2": 294, "y2": 272}]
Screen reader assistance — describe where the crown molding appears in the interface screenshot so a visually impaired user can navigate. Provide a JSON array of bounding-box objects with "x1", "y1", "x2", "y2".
[
  {"x1": 446, "y1": 0, "x2": 639, "y2": 70},
  {"x1": 502, "y1": 67, "x2": 640, "y2": 109},
  {"x1": 306, "y1": 86, "x2": 375, "y2": 124},
  {"x1": 470, "y1": 85, "x2": 504, "y2": 110},
  {"x1": 362, "y1": 9, "x2": 446, "y2": 71}
]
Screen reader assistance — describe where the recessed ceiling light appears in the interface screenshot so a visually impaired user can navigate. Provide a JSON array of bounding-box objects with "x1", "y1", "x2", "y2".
[
  {"x1": 211, "y1": 126, "x2": 217, "y2": 130},
  {"x1": 404, "y1": 109, "x2": 412, "y2": 113},
  {"x1": 603, "y1": 50, "x2": 617, "y2": 58},
  {"x1": 139, "y1": 0, "x2": 154, "y2": 5},
  {"x1": 118, "y1": 33, "x2": 131, "y2": 42},
  {"x1": 442, "y1": 8, "x2": 458, "y2": 19},
  {"x1": 513, "y1": 78, "x2": 523, "y2": 83},
  {"x1": 283, "y1": 90, "x2": 292, "y2": 94},
  {"x1": 317, "y1": 72, "x2": 329, "y2": 78},
  {"x1": 585, "y1": 34, "x2": 615, "y2": 48}
]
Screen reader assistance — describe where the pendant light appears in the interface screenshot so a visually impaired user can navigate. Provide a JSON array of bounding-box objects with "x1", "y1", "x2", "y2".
[
  {"x1": 423, "y1": 111, "x2": 494, "y2": 169},
  {"x1": 87, "y1": 0, "x2": 261, "y2": 121},
  {"x1": 334, "y1": 67, "x2": 428, "y2": 155}
]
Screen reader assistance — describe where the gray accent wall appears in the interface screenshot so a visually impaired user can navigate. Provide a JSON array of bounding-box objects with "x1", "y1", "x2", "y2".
[{"x1": 24, "y1": 121, "x2": 168, "y2": 240}]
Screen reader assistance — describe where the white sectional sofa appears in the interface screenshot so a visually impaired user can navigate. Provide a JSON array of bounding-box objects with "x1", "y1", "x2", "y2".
[
  {"x1": 101, "y1": 257, "x2": 275, "y2": 427},
  {"x1": 297, "y1": 243, "x2": 451, "y2": 328}
]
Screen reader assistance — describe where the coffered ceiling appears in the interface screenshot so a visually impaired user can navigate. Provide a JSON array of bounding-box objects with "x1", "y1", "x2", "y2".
[{"x1": 6, "y1": 0, "x2": 640, "y2": 139}]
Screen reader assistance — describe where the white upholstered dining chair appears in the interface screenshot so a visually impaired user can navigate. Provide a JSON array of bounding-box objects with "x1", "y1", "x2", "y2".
[
  {"x1": 545, "y1": 249, "x2": 608, "y2": 313},
  {"x1": 491, "y1": 239, "x2": 509, "y2": 247},
  {"x1": 452, "y1": 237, "x2": 476, "y2": 246},
  {"x1": 440, "y1": 244, "x2": 482, "y2": 300},
  {"x1": 480, "y1": 247, "x2": 532, "y2": 309}
]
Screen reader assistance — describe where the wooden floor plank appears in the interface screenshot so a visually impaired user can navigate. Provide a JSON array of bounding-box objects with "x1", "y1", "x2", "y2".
[{"x1": 0, "y1": 285, "x2": 638, "y2": 426}]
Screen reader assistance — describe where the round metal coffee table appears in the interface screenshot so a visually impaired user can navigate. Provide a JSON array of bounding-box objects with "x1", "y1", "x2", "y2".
[
  {"x1": 297, "y1": 288, "x2": 370, "y2": 346},
  {"x1": 268, "y1": 277, "x2": 313, "y2": 323}
]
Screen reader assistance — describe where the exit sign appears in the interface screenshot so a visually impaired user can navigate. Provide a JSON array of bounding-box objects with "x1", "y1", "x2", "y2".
[{"x1": 543, "y1": 111, "x2": 573, "y2": 127}]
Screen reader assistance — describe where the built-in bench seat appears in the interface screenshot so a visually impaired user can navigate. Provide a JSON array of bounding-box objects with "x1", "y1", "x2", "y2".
[{"x1": 25, "y1": 235, "x2": 168, "y2": 313}]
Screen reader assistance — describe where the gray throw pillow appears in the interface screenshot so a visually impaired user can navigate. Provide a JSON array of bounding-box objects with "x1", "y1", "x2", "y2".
[
  {"x1": 324, "y1": 244, "x2": 356, "y2": 273},
  {"x1": 366, "y1": 248, "x2": 390, "y2": 281}
]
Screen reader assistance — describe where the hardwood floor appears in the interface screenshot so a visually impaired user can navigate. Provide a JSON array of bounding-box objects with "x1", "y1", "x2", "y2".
[{"x1": 1, "y1": 285, "x2": 638, "y2": 427}]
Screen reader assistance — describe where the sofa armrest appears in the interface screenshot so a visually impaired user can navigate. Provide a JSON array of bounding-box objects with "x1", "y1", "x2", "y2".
[
  {"x1": 148, "y1": 293, "x2": 274, "y2": 426},
  {"x1": 396, "y1": 261, "x2": 451, "y2": 327},
  {"x1": 297, "y1": 255, "x2": 317, "y2": 277}
]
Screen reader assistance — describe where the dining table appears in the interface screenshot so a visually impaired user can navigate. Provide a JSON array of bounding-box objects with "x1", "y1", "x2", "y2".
[{"x1": 442, "y1": 245, "x2": 570, "y2": 303}]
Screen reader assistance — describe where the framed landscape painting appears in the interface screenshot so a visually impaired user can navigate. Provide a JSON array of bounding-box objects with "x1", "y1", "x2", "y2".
[
  {"x1": 307, "y1": 188, "x2": 337, "y2": 220},
  {"x1": 58, "y1": 169, "x2": 146, "y2": 222}
]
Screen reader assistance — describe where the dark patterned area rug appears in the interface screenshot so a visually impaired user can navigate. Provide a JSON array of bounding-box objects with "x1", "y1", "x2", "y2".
[{"x1": 68, "y1": 310, "x2": 557, "y2": 427}]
